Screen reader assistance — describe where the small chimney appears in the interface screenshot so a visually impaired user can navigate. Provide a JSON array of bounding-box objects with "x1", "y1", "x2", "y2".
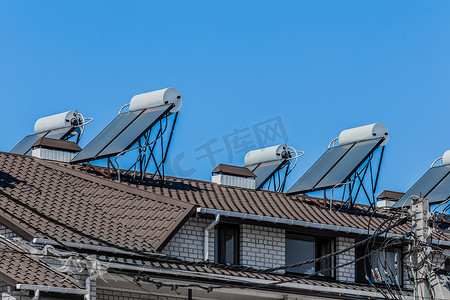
[
  {"x1": 211, "y1": 164, "x2": 256, "y2": 189},
  {"x1": 31, "y1": 137, "x2": 82, "y2": 162},
  {"x1": 376, "y1": 190, "x2": 405, "y2": 209}
]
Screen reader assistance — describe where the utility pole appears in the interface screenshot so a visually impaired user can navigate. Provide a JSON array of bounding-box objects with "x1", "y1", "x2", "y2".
[{"x1": 411, "y1": 196, "x2": 432, "y2": 299}]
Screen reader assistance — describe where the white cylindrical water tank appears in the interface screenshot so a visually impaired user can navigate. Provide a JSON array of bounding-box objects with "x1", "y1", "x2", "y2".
[
  {"x1": 442, "y1": 150, "x2": 450, "y2": 166},
  {"x1": 338, "y1": 123, "x2": 389, "y2": 147},
  {"x1": 129, "y1": 88, "x2": 182, "y2": 113},
  {"x1": 244, "y1": 144, "x2": 287, "y2": 166},
  {"x1": 34, "y1": 111, "x2": 80, "y2": 134}
]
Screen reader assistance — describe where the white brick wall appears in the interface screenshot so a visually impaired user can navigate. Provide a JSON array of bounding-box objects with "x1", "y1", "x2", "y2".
[
  {"x1": 240, "y1": 224, "x2": 285, "y2": 270},
  {"x1": 336, "y1": 237, "x2": 355, "y2": 283},
  {"x1": 162, "y1": 217, "x2": 286, "y2": 271},
  {"x1": 162, "y1": 217, "x2": 214, "y2": 261}
]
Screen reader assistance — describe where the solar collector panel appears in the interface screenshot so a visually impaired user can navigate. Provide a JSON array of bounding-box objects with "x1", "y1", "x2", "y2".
[
  {"x1": 287, "y1": 144, "x2": 352, "y2": 194},
  {"x1": 70, "y1": 110, "x2": 142, "y2": 163},
  {"x1": 10, "y1": 133, "x2": 46, "y2": 155},
  {"x1": 98, "y1": 106, "x2": 171, "y2": 158},
  {"x1": 287, "y1": 138, "x2": 383, "y2": 194},
  {"x1": 71, "y1": 104, "x2": 173, "y2": 164},
  {"x1": 44, "y1": 127, "x2": 75, "y2": 140},
  {"x1": 247, "y1": 160, "x2": 288, "y2": 189},
  {"x1": 394, "y1": 165, "x2": 450, "y2": 207},
  {"x1": 424, "y1": 172, "x2": 450, "y2": 202},
  {"x1": 10, "y1": 126, "x2": 75, "y2": 155},
  {"x1": 315, "y1": 139, "x2": 382, "y2": 190}
]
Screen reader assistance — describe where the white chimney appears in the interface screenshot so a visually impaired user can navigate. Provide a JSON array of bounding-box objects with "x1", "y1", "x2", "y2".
[
  {"x1": 31, "y1": 138, "x2": 82, "y2": 163},
  {"x1": 211, "y1": 164, "x2": 256, "y2": 189}
]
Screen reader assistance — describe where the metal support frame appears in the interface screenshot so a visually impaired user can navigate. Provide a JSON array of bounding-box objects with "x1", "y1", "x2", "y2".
[
  {"x1": 111, "y1": 112, "x2": 178, "y2": 184},
  {"x1": 332, "y1": 146, "x2": 385, "y2": 211},
  {"x1": 263, "y1": 162, "x2": 290, "y2": 193}
]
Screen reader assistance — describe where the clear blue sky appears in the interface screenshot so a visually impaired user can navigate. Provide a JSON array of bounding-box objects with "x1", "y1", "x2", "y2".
[{"x1": 1, "y1": 1, "x2": 449, "y2": 200}]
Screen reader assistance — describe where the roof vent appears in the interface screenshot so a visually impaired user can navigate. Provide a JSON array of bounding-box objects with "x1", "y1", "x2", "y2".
[
  {"x1": 211, "y1": 164, "x2": 256, "y2": 189},
  {"x1": 376, "y1": 190, "x2": 404, "y2": 209},
  {"x1": 31, "y1": 137, "x2": 82, "y2": 162}
]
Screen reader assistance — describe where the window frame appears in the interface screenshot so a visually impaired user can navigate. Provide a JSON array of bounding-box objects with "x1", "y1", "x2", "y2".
[
  {"x1": 215, "y1": 223, "x2": 240, "y2": 265},
  {"x1": 285, "y1": 232, "x2": 335, "y2": 278}
]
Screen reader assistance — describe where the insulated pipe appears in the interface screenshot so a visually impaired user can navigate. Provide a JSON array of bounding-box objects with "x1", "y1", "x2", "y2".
[
  {"x1": 31, "y1": 289, "x2": 40, "y2": 300},
  {"x1": 196, "y1": 207, "x2": 450, "y2": 247},
  {"x1": 204, "y1": 214, "x2": 220, "y2": 261},
  {"x1": 16, "y1": 284, "x2": 87, "y2": 295},
  {"x1": 85, "y1": 273, "x2": 101, "y2": 300}
]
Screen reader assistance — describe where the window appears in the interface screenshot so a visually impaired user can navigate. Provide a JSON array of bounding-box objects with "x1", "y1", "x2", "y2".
[
  {"x1": 216, "y1": 223, "x2": 239, "y2": 265},
  {"x1": 285, "y1": 232, "x2": 334, "y2": 277},
  {"x1": 356, "y1": 245, "x2": 403, "y2": 286}
]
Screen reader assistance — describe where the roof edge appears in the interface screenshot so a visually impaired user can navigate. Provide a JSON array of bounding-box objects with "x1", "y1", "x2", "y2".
[{"x1": 156, "y1": 205, "x2": 197, "y2": 252}]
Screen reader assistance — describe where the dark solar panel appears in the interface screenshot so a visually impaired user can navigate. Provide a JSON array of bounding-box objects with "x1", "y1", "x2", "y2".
[
  {"x1": 315, "y1": 139, "x2": 382, "y2": 189},
  {"x1": 10, "y1": 133, "x2": 46, "y2": 155},
  {"x1": 425, "y1": 172, "x2": 450, "y2": 203},
  {"x1": 287, "y1": 138, "x2": 383, "y2": 194},
  {"x1": 98, "y1": 106, "x2": 170, "y2": 158},
  {"x1": 71, "y1": 111, "x2": 142, "y2": 163},
  {"x1": 45, "y1": 126, "x2": 75, "y2": 140},
  {"x1": 71, "y1": 105, "x2": 172, "y2": 163},
  {"x1": 247, "y1": 160, "x2": 288, "y2": 189},
  {"x1": 287, "y1": 144, "x2": 352, "y2": 194},
  {"x1": 10, "y1": 126, "x2": 75, "y2": 155},
  {"x1": 393, "y1": 165, "x2": 450, "y2": 208}
]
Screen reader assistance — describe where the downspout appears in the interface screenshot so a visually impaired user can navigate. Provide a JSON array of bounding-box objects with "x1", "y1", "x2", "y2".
[
  {"x1": 85, "y1": 273, "x2": 101, "y2": 300},
  {"x1": 31, "y1": 289, "x2": 40, "y2": 300},
  {"x1": 204, "y1": 214, "x2": 220, "y2": 261}
]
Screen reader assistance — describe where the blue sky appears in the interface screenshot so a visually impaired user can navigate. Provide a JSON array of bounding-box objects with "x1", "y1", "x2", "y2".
[{"x1": 1, "y1": 1, "x2": 449, "y2": 200}]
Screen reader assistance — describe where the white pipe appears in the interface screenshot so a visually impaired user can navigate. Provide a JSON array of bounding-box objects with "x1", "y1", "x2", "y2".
[
  {"x1": 31, "y1": 289, "x2": 40, "y2": 300},
  {"x1": 196, "y1": 207, "x2": 450, "y2": 247},
  {"x1": 204, "y1": 214, "x2": 220, "y2": 261},
  {"x1": 107, "y1": 262, "x2": 413, "y2": 299},
  {"x1": 431, "y1": 157, "x2": 443, "y2": 168},
  {"x1": 328, "y1": 137, "x2": 339, "y2": 148},
  {"x1": 118, "y1": 103, "x2": 130, "y2": 115},
  {"x1": 16, "y1": 284, "x2": 87, "y2": 295},
  {"x1": 32, "y1": 238, "x2": 162, "y2": 257},
  {"x1": 85, "y1": 273, "x2": 101, "y2": 300}
]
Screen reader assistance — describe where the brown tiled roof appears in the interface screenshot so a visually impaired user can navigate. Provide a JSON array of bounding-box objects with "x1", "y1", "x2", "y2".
[
  {"x1": 212, "y1": 164, "x2": 256, "y2": 178},
  {"x1": 0, "y1": 151, "x2": 195, "y2": 251},
  {"x1": 1, "y1": 149, "x2": 445, "y2": 252},
  {"x1": 59, "y1": 161, "x2": 421, "y2": 239},
  {"x1": 125, "y1": 175, "x2": 416, "y2": 238},
  {"x1": 0, "y1": 236, "x2": 81, "y2": 288}
]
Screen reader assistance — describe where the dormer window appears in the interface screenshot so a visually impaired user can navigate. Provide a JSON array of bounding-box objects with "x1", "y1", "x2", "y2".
[{"x1": 216, "y1": 223, "x2": 240, "y2": 265}]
